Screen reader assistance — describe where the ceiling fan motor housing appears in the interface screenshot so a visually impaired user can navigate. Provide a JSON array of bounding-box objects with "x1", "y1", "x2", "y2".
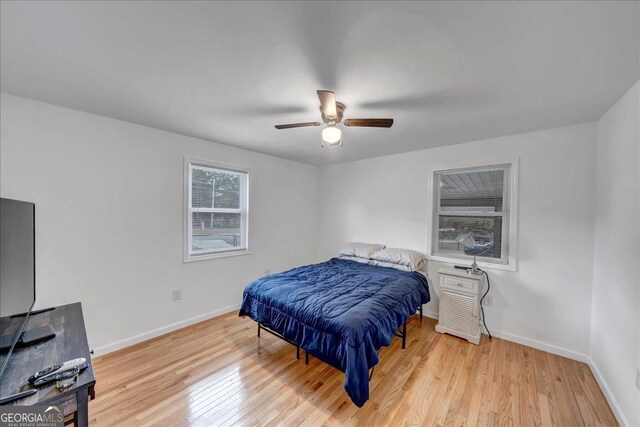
[{"x1": 321, "y1": 102, "x2": 346, "y2": 124}]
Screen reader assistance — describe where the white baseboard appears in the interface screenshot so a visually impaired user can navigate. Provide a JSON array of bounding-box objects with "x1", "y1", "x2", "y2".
[
  {"x1": 423, "y1": 309, "x2": 589, "y2": 362},
  {"x1": 92, "y1": 304, "x2": 240, "y2": 356},
  {"x1": 586, "y1": 356, "x2": 630, "y2": 427},
  {"x1": 425, "y1": 309, "x2": 627, "y2": 426},
  {"x1": 488, "y1": 329, "x2": 591, "y2": 363},
  {"x1": 424, "y1": 309, "x2": 439, "y2": 320}
]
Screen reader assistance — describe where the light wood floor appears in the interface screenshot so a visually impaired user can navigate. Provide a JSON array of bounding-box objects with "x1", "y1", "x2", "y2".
[{"x1": 89, "y1": 312, "x2": 617, "y2": 426}]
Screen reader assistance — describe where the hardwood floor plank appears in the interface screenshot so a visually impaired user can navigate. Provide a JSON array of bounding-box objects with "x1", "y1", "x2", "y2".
[
  {"x1": 577, "y1": 363, "x2": 619, "y2": 426},
  {"x1": 89, "y1": 313, "x2": 618, "y2": 426}
]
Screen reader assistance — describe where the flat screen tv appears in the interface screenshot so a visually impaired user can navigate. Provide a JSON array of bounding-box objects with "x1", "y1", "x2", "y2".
[{"x1": 0, "y1": 198, "x2": 36, "y2": 379}]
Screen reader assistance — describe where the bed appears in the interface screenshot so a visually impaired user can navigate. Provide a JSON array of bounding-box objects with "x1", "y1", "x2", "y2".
[{"x1": 238, "y1": 257, "x2": 430, "y2": 407}]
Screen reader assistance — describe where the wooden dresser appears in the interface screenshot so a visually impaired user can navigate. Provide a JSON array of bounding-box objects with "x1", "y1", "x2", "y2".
[{"x1": 0, "y1": 303, "x2": 95, "y2": 426}]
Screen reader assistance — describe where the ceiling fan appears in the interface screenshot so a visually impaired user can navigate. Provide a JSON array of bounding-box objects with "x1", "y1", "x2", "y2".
[{"x1": 275, "y1": 90, "x2": 394, "y2": 147}]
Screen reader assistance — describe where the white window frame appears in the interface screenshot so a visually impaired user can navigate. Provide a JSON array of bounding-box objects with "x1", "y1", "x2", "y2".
[
  {"x1": 426, "y1": 158, "x2": 519, "y2": 272},
  {"x1": 184, "y1": 157, "x2": 250, "y2": 262}
]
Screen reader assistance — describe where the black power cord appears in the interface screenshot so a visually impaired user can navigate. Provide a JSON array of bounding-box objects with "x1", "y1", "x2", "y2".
[{"x1": 478, "y1": 269, "x2": 492, "y2": 340}]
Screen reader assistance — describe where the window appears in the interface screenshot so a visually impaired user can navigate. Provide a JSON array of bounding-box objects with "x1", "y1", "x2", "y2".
[
  {"x1": 431, "y1": 163, "x2": 516, "y2": 268},
  {"x1": 185, "y1": 159, "x2": 249, "y2": 261}
]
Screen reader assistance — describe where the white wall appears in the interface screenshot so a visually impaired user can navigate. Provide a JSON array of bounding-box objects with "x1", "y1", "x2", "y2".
[
  {"x1": 318, "y1": 123, "x2": 598, "y2": 358},
  {"x1": 591, "y1": 81, "x2": 639, "y2": 427},
  {"x1": 0, "y1": 94, "x2": 320, "y2": 353}
]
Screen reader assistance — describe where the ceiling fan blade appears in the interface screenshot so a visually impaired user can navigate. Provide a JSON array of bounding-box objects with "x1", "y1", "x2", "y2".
[
  {"x1": 317, "y1": 90, "x2": 337, "y2": 118},
  {"x1": 274, "y1": 122, "x2": 322, "y2": 129},
  {"x1": 343, "y1": 118, "x2": 394, "y2": 128}
]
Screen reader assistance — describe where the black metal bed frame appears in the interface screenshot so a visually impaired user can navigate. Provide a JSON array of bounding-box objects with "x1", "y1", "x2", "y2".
[{"x1": 256, "y1": 304, "x2": 424, "y2": 379}]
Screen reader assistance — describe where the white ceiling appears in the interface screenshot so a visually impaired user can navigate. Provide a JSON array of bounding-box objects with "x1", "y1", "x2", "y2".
[{"x1": 1, "y1": 1, "x2": 638, "y2": 165}]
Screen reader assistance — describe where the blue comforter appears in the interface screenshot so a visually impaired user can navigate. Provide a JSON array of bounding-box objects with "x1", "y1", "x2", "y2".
[{"x1": 238, "y1": 258, "x2": 430, "y2": 407}]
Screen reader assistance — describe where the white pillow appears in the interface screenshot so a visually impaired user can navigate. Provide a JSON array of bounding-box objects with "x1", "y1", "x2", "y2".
[
  {"x1": 339, "y1": 255, "x2": 372, "y2": 265},
  {"x1": 338, "y1": 242, "x2": 385, "y2": 259},
  {"x1": 370, "y1": 260, "x2": 412, "y2": 271},
  {"x1": 370, "y1": 248, "x2": 428, "y2": 271}
]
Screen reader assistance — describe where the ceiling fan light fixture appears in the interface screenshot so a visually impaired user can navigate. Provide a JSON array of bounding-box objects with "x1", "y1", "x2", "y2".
[
  {"x1": 274, "y1": 90, "x2": 393, "y2": 148},
  {"x1": 322, "y1": 125, "x2": 342, "y2": 147}
]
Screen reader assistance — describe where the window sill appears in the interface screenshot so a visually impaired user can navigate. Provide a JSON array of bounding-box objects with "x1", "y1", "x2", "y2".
[
  {"x1": 184, "y1": 249, "x2": 251, "y2": 263},
  {"x1": 429, "y1": 254, "x2": 517, "y2": 272}
]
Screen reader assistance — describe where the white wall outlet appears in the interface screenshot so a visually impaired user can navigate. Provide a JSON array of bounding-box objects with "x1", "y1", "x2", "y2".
[
  {"x1": 265, "y1": 269, "x2": 270, "y2": 276},
  {"x1": 483, "y1": 295, "x2": 493, "y2": 307},
  {"x1": 173, "y1": 289, "x2": 182, "y2": 301},
  {"x1": 636, "y1": 367, "x2": 640, "y2": 391}
]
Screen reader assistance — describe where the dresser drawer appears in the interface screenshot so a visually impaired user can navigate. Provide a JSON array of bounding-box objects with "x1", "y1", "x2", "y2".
[{"x1": 441, "y1": 275, "x2": 479, "y2": 294}]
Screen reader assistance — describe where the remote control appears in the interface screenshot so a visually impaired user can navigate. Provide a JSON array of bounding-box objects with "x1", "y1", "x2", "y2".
[
  {"x1": 56, "y1": 375, "x2": 79, "y2": 390},
  {"x1": 33, "y1": 367, "x2": 81, "y2": 387},
  {"x1": 28, "y1": 358, "x2": 87, "y2": 384}
]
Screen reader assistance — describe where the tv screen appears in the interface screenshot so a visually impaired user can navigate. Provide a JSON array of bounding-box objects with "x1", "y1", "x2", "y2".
[{"x1": 0, "y1": 198, "x2": 36, "y2": 379}]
